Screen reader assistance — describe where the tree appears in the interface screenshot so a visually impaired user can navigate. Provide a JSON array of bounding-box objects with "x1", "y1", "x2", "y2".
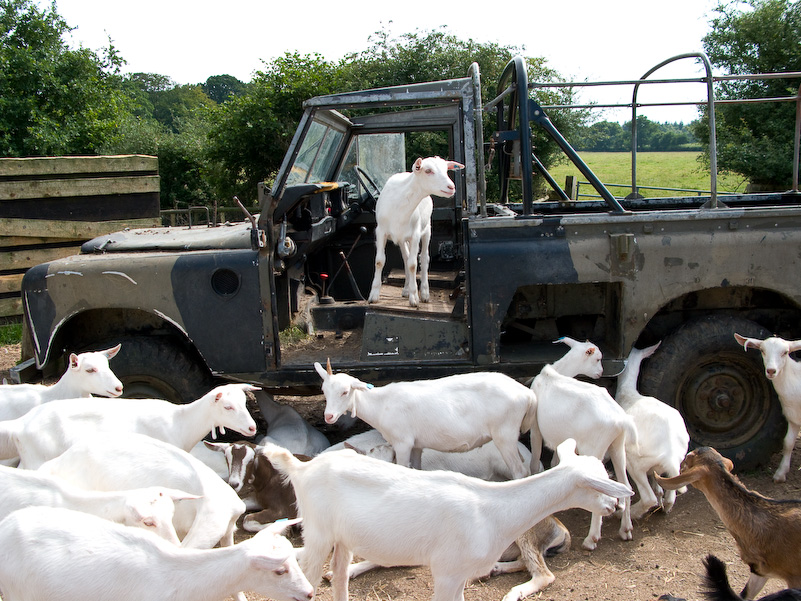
[
  {"x1": 202, "y1": 75, "x2": 247, "y2": 104},
  {"x1": 0, "y1": 0, "x2": 132, "y2": 156},
  {"x1": 205, "y1": 52, "x2": 343, "y2": 203},
  {"x1": 696, "y1": 0, "x2": 801, "y2": 187}
]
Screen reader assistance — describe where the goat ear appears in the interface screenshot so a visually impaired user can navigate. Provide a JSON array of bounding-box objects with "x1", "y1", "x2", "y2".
[
  {"x1": 734, "y1": 333, "x2": 761, "y2": 351},
  {"x1": 313, "y1": 362, "x2": 328, "y2": 381},
  {"x1": 103, "y1": 344, "x2": 122, "y2": 360},
  {"x1": 722, "y1": 456, "x2": 734, "y2": 472},
  {"x1": 204, "y1": 441, "x2": 226, "y2": 453},
  {"x1": 446, "y1": 161, "x2": 465, "y2": 170},
  {"x1": 344, "y1": 441, "x2": 365, "y2": 455},
  {"x1": 789, "y1": 340, "x2": 801, "y2": 354},
  {"x1": 584, "y1": 475, "x2": 633, "y2": 499},
  {"x1": 413, "y1": 157, "x2": 423, "y2": 171},
  {"x1": 555, "y1": 336, "x2": 578, "y2": 348},
  {"x1": 654, "y1": 469, "x2": 700, "y2": 490},
  {"x1": 264, "y1": 517, "x2": 302, "y2": 537},
  {"x1": 69, "y1": 353, "x2": 80, "y2": 370}
]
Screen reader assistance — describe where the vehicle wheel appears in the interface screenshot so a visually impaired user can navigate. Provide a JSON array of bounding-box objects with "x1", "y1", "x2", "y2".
[
  {"x1": 639, "y1": 314, "x2": 785, "y2": 471},
  {"x1": 99, "y1": 337, "x2": 214, "y2": 404}
]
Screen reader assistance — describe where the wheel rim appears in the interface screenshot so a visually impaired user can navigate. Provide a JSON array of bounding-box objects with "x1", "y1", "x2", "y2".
[{"x1": 676, "y1": 351, "x2": 773, "y2": 449}]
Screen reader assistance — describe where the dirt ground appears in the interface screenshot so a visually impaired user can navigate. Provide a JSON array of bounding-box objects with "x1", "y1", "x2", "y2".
[{"x1": 1, "y1": 345, "x2": 798, "y2": 601}]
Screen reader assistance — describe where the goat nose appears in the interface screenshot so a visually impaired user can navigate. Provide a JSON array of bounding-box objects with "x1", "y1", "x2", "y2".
[{"x1": 767, "y1": 369, "x2": 777, "y2": 377}]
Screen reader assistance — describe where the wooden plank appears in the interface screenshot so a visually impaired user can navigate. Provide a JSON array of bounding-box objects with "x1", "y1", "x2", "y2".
[
  {"x1": 0, "y1": 245, "x2": 83, "y2": 272},
  {"x1": 0, "y1": 297, "x2": 22, "y2": 319},
  {"x1": 0, "y1": 175, "x2": 160, "y2": 201},
  {"x1": 0, "y1": 236, "x2": 74, "y2": 247},
  {"x1": 0, "y1": 155, "x2": 158, "y2": 178},
  {"x1": 0, "y1": 193, "x2": 160, "y2": 221},
  {"x1": 0, "y1": 274, "x2": 23, "y2": 294},
  {"x1": 0, "y1": 217, "x2": 160, "y2": 241}
]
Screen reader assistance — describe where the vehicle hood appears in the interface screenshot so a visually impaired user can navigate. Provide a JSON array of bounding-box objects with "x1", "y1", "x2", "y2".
[{"x1": 81, "y1": 220, "x2": 255, "y2": 253}]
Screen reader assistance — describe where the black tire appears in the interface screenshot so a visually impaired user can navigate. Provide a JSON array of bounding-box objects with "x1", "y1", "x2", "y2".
[
  {"x1": 639, "y1": 314, "x2": 785, "y2": 471},
  {"x1": 101, "y1": 337, "x2": 214, "y2": 404}
]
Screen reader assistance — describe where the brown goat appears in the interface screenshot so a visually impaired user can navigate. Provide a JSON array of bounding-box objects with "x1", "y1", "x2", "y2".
[
  {"x1": 206, "y1": 441, "x2": 309, "y2": 531},
  {"x1": 656, "y1": 447, "x2": 801, "y2": 599}
]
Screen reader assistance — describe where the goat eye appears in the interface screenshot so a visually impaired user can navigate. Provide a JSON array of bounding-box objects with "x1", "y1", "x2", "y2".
[
  {"x1": 224, "y1": 405, "x2": 234, "y2": 411},
  {"x1": 274, "y1": 565, "x2": 288, "y2": 576},
  {"x1": 85, "y1": 367, "x2": 96, "y2": 373}
]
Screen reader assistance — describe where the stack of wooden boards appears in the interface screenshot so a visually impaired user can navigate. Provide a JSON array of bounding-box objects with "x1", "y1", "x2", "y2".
[{"x1": 0, "y1": 155, "x2": 161, "y2": 319}]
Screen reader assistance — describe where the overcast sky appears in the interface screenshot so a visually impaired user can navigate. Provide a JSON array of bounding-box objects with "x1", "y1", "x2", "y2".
[{"x1": 43, "y1": 0, "x2": 722, "y2": 123}]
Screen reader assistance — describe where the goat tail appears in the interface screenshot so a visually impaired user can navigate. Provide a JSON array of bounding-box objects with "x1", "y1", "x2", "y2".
[
  {"x1": 702, "y1": 555, "x2": 742, "y2": 601},
  {"x1": 623, "y1": 415, "x2": 640, "y2": 457},
  {"x1": 0, "y1": 420, "x2": 20, "y2": 460},
  {"x1": 258, "y1": 441, "x2": 303, "y2": 479},
  {"x1": 520, "y1": 390, "x2": 538, "y2": 435}
]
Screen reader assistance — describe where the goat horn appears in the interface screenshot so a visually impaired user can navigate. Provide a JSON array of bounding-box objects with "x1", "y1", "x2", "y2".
[
  {"x1": 326, "y1": 357, "x2": 333, "y2": 375},
  {"x1": 654, "y1": 468, "x2": 700, "y2": 490}
]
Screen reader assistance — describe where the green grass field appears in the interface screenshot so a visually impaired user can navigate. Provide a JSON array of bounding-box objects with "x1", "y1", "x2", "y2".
[{"x1": 547, "y1": 151, "x2": 749, "y2": 199}]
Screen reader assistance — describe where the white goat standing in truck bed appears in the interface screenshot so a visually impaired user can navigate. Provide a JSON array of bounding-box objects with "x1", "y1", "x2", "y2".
[
  {"x1": 0, "y1": 506, "x2": 313, "y2": 601},
  {"x1": 367, "y1": 156, "x2": 464, "y2": 307},
  {"x1": 0, "y1": 344, "x2": 123, "y2": 422},
  {"x1": 734, "y1": 333, "x2": 801, "y2": 482},
  {"x1": 0, "y1": 382, "x2": 258, "y2": 469},
  {"x1": 262, "y1": 438, "x2": 631, "y2": 601},
  {"x1": 615, "y1": 342, "x2": 689, "y2": 518},
  {"x1": 530, "y1": 340, "x2": 638, "y2": 549},
  {"x1": 315, "y1": 359, "x2": 536, "y2": 478}
]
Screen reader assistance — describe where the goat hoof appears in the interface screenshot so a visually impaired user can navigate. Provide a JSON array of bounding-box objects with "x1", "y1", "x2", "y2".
[
  {"x1": 581, "y1": 537, "x2": 598, "y2": 551},
  {"x1": 773, "y1": 473, "x2": 788, "y2": 483}
]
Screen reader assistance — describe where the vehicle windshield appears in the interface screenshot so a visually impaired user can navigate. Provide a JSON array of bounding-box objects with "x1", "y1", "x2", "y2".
[{"x1": 285, "y1": 119, "x2": 345, "y2": 187}]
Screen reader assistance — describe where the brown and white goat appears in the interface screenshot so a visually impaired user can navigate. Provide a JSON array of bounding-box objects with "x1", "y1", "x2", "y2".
[
  {"x1": 206, "y1": 441, "x2": 310, "y2": 531},
  {"x1": 656, "y1": 447, "x2": 801, "y2": 599}
]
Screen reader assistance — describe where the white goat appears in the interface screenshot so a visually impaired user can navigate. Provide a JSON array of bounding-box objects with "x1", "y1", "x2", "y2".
[
  {"x1": 0, "y1": 344, "x2": 122, "y2": 421},
  {"x1": 261, "y1": 438, "x2": 631, "y2": 601},
  {"x1": 315, "y1": 359, "x2": 536, "y2": 479},
  {"x1": 324, "y1": 428, "x2": 572, "y2": 601},
  {"x1": 0, "y1": 382, "x2": 259, "y2": 469},
  {"x1": 38, "y1": 431, "x2": 246, "y2": 550},
  {"x1": 327, "y1": 428, "x2": 532, "y2": 482},
  {"x1": 0, "y1": 464, "x2": 189, "y2": 543},
  {"x1": 0, "y1": 506, "x2": 314, "y2": 601},
  {"x1": 615, "y1": 342, "x2": 690, "y2": 518},
  {"x1": 367, "y1": 156, "x2": 464, "y2": 307},
  {"x1": 657, "y1": 446, "x2": 801, "y2": 599},
  {"x1": 530, "y1": 352, "x2": 638, "y2": 549},
  {"x1": 255, "y1": 391, "x2": 330, "y2": 455},
  {"x1": 734, "y1": 333, "x2": 801, "y2": 483}
]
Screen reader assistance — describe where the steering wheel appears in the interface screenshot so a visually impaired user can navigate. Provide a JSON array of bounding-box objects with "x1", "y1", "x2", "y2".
[{"x1": 354, "y1": 166, "x2": 381, "y2": 206}]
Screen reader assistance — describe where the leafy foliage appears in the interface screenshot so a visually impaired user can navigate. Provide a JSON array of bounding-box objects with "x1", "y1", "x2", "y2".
[
  {"x1": 695, "y1": 0, "x2": 801, "y2": 186},
  {"x1": 574, "y1": 117, "x2": 701, "y2": 152},
  {"x1": 0, "y1": 0, "x2": 133, "y2": 156}
]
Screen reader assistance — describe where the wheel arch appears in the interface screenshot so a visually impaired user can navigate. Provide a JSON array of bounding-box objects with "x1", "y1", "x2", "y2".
[{"x1": 42, "y1": 308, "x2": 211, "y2": 381}]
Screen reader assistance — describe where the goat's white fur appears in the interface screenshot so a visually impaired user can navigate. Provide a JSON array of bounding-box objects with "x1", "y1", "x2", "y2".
[
  {"x1": 262, "y1": 438, "x2": 631, "y2": 601},
  {"x1": 367, "y1": 156, "x2": 464, "y2": 307},
  {"x1": 255, "y1": 391, "x2": 330, "y2": 455},
  {"x1": 0, "y1": 506, "x2": 313, "y2": 601},
  {"x1": 0, "y1": 383, "x2": 259, "y2": 469},
  {"x1": 315, "y1": 361, "x2": 536, "y2": 479},
  {"x1": 615, "y1": 342, "x2": 690, "y2": 518},
  {"x1": 0, "y1": 464, "x2": 190, "y2": 544},
  {"x1": 734, "y1": 333, "x2": 801, "y2": 483},
  {"x1": 324, "y1": 429, "x2": 572, "y2": 601},
  {"x1": 38, "y1": 431, "x2": 246, "y2": 550},
  {"x1": 530, "y1": 340, "x2": 638, "y2": 550},
  {"x1": 0, "y1": 345, "x2": 123, "y2": 422}
]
